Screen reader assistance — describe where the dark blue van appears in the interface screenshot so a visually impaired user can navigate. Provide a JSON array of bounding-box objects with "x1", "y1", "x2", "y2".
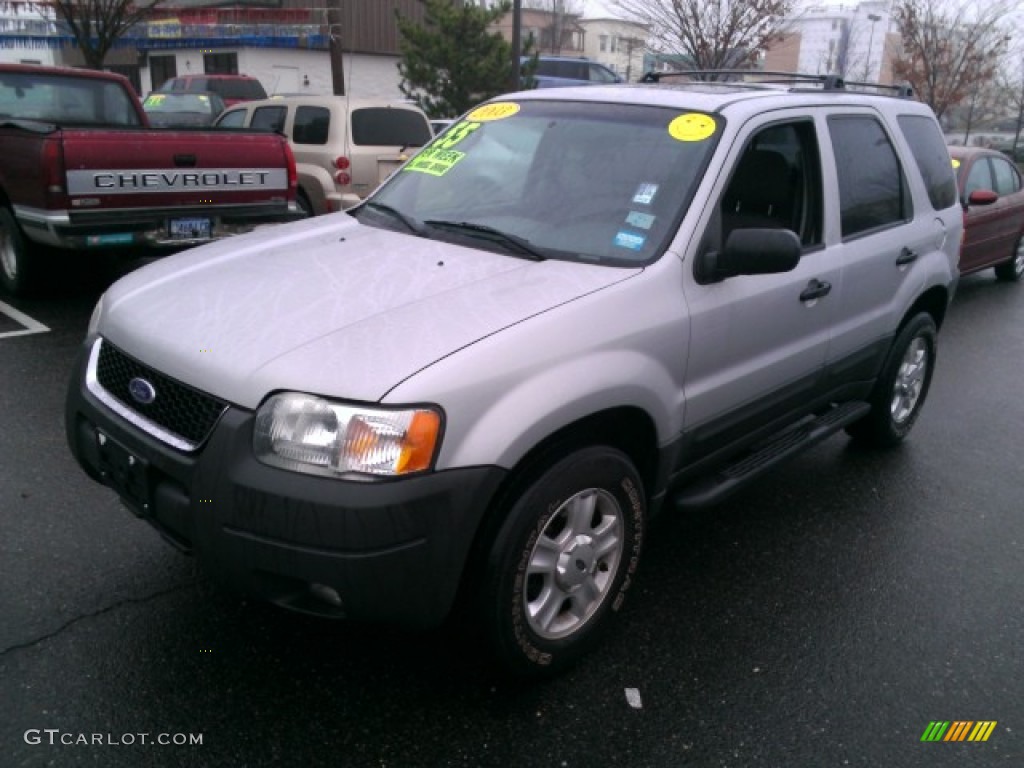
[{"x1": 521, "y1": 56, "x2": 623, "y2": 88}]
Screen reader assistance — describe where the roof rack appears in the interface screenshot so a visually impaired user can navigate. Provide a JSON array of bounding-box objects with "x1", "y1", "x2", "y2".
[{"x1": 639, "y1": 70, "x2": 914, "y2": 99}]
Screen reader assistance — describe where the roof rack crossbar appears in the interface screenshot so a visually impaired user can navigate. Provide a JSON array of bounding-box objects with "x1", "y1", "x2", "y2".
[{"x1": 639, "y1": 69, "x2": 914, "y2": 99}]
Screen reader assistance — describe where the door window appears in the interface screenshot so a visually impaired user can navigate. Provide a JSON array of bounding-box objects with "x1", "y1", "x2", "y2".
[
  {"x1": 828, "y1": 116, "x2": 910, "y2": 237},
  {"x1": 720, "y1": 121, "x2": 823, "y2": 249},
  {"x1": 964, "y1": 159, "x2": 994, "y2": 197}
]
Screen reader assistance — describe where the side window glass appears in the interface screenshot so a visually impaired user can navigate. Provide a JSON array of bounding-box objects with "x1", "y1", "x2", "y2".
[
  {"x1": 251, "y1": 106, "x2": 286, "y2": 132},
  {"x1": 991, "y1": 157, "x2": 1020, "y2": 196},
  {"x1": 720, "y1": 121, "x2": 823, "y2": 248},
  {"x1": 293, "y1": 106, "x2": 330, "y2": 145},
  {"x1": 590, "y1": 64, "x2": 618, "y2": 83},
  {"x1": 964, "y1": 159, "x2": 994, "y2": 197},
  {"x1": 896, "y1": 114, "x2": 958, "y2": 210},
  {"x1": 828, "y1": 116, "x2": 909, "y2": 237},
  {"x1": 216, "y1": 109, "x2": 247, "y2": 128}
]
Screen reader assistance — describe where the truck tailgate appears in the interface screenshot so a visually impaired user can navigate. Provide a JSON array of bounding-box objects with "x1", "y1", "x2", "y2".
[{"x1": 60, "y1": 129, "x2": 292, "y2": 209}]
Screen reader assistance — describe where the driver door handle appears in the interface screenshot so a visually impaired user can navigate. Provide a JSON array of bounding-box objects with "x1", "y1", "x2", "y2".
[
  {"x1": 896, "y1": 247, "x2": 918, "y2": 266},
  {"x1": 800, "y1": 279, "x2": 832, "y2": 302}
]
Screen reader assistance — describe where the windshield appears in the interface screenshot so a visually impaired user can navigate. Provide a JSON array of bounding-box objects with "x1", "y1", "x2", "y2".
[
  {"x1": 357, "y1": 99, "x2": 719, "y2": 266},
  {"x1": 143, "y1": 93, "x2": 217, "y2": 115}
]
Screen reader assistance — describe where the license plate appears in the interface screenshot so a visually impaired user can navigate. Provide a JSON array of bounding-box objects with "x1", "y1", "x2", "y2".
[
  {"x1": 96, "y1": 431, "x2": 151, "y2": 514},
  {"x1": 169, "y1": 217, "x2": 212, "y2": 240}
]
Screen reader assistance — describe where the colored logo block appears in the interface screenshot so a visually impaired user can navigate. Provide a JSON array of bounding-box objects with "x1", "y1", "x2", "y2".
[{"x1": 921, "y1": 721, "x2": 997, "y2": 742}]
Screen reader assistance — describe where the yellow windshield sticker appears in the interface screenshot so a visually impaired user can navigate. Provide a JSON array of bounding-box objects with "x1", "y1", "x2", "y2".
[
  {"x1": 669, "y1": 113, "x2": 716, "y2": 142},
  {"x1": 433, "y1": 121, "x2": 481, "y2": 150},
  {"x1": 145, "y1": 94, "x2": 165, "y2": 105},
  {"x1": 952, "y1": 158, "x2": 960, "y2": 168},
  {"x1": 466, "y1": 102, "x2": 520, "y2": 122},
  {"x1": 404, "y1": 147, "x2": 466, "y2": 177}
]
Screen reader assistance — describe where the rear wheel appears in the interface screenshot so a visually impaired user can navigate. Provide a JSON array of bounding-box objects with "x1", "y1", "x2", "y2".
[
  {"x1": 296, "y1": 191, "x2": 315, "y2": 218},
  {"x1": 480, "y1": 446, "x2": 645, "y2": 677},
  {"x1": 994, "y1": 236, "x2": 1024, "y2": 281},
  {"x1": 0, "y1": 207, "x2": 42, "y2": 296},
  {"x1": 847, "y1": 313, "x2": 937, "y2": 448}
]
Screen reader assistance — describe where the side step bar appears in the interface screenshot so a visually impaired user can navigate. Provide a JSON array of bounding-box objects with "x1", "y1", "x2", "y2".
[{"x1": 673, "y1": 401, "x2": 871, "y2": 510}]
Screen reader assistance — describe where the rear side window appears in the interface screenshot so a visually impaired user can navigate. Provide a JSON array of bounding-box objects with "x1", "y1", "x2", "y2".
[
  {"x1": 251, "y1": 106, "x2": 286, "y2": 132},
  {"x1": 896, "y1": 115, "x2": 958, "y2": 210},
  {"x1": 829, "y1": 115, "x2": 909, "y2": 237},
  {"x1": 350, "y1": 108, "x2": 431, "y2": 147},
  {"x1": 292, "y1": 106, "x2": 330, "y2": 145}
]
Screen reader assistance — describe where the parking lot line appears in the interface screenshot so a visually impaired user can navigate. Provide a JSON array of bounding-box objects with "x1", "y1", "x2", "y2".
[{"x1": 0, "y1": 300, "x2": 50, "y2": 338}]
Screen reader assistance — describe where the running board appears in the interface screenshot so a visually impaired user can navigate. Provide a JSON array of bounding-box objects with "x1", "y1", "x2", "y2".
[{"x1": 673, "y1": 401, "x2": 871, "y2": 510}]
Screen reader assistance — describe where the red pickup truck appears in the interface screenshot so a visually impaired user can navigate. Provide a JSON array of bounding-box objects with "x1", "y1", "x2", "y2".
[{"x1": 0, "y1": 63, "x2": 301, "y2": 295}]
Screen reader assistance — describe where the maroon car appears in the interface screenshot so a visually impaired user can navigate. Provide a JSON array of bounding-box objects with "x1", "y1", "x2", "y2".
[{"x1": 950, "y1": 146, "x2": 1024, "y2": 280}]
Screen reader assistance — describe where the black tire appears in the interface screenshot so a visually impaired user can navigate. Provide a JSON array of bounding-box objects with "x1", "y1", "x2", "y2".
[
  {"x1": 846, "y1": 312, "x2": 937, "y2": 448},
  {"x1": 0, "y1": 206, "x2": 42, "y2": 296},
  {"x1": 480, "y1": 446, "x2": 645, "y2": 677},
  {"x1": 296, "y1": 191, "x2": 316, "y2": 218},
  {"x1": 994, "y1": 236, "x2": 1024, "y2": 281}
]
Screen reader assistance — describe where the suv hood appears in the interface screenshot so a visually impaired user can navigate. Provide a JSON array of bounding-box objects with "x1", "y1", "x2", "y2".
[{"x1": 99, "y1": 216, "x2": 639, "y2": 408}]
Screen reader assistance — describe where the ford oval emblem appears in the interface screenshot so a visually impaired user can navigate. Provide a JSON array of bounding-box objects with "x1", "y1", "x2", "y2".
[{"x1": 128, "y1": 377, "x2": 157, "y2": 405}]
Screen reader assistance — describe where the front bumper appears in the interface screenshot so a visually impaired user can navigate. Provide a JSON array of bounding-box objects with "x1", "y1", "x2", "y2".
[{"x1": 65, "y1": 338, "x2": 506, "y2": 627}]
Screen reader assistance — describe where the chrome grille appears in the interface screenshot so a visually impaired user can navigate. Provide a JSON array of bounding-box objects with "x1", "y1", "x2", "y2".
[{"x1": 93, "y1": 340, "x2": 227, "y2": 448}]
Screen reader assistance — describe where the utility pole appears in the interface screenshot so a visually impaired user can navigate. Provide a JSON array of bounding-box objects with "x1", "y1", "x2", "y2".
[
  {"x1": 510, "y1": 0, "x2": 522, "y2": 92},
  {"x1": 328, "y1": 1, "x2": 345, "y2": 95},
  {"x1": 864, "y1": 12, "x2": 881, "y2": 82}
]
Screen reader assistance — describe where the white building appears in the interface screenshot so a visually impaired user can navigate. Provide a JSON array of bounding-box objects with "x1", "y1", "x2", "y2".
[
  {"x1": 579, "y1": 16, "x2": 648, "y2": 81},
  {"x1": 767, "y1": 1, "x2": 895, "y2": 83},
  {"x1": 0, "y1": 1, "x2": 59, "y2": 66}
]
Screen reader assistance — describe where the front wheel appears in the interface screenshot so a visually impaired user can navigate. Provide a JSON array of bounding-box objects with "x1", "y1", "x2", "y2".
[
  {"x1": 480, "y1": 446, "x2": 645, "y2": 677},
  {"x1": 994, "y1": 236, "x2": 1024, "y2": 281},
  {"x1": 846, "y1": 313, "x2": 937, "y2": 448}
]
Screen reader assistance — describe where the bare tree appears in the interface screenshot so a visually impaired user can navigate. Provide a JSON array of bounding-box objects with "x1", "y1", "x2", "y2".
[
  {"x1": 611, "y1": 0, "x2": 796, "y2": 76},
  {"x1": 890, "y1": 0, "x2": 1011, "y2": 120},
  {"x1": 1001, "y1": 54, "x2": 1024, "y2": 157},
  {"x1": 31, "y1": 0, "x2": 158, "y2": 70},
  {"x1": 522, "y1": 0, "x2": 583, "y2": 55}
]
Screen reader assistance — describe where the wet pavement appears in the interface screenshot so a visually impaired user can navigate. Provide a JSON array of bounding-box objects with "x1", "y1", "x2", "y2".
[{"x1": 2, "y1": 264, "x2": 1022, "y2": 767}]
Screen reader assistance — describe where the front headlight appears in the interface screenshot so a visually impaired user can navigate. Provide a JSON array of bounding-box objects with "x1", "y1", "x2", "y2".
[{"x1": 253, "y1": 392, "x2": 442, "y2": 478}]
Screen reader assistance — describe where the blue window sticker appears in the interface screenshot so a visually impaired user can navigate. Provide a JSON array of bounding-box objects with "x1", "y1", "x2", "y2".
[
  {"x1": 625, "y1": 211, "x2": 655, "y2": 230},
  {"x1": 614, "y1": 230, "x2": 646, "y2": 251},
  {"x1": 632, "y1": 183, "x2": 658, "y2": 205}
]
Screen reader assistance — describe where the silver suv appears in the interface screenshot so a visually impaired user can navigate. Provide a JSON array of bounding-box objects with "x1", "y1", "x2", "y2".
[{"x1": 66, "y1": 75, "x2": 961, "y2": 676}]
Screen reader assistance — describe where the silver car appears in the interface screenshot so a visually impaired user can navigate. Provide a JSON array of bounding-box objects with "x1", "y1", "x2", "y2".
[{"x1": 67, "y1": 75, "x2": 961, "y2": 676}]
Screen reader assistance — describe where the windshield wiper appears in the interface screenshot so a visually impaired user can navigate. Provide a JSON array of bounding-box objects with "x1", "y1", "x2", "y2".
[
  {"x1": 423, "y1": 220, "x2": 546, "y2": 261},
  {"x1": 359, "y1": 201, "x2": 424, "y2": 235}
]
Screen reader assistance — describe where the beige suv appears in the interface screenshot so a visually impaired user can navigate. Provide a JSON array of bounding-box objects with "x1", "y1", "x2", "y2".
[{"x1": 215, "y1": 95, "x2": 432, "y2": 215}]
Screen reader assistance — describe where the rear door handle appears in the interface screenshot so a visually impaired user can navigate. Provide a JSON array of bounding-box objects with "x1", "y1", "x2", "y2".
[
  {"x1": 799, "y1": 279, "x2": 832, "y2": 302},
  {"x1": 896, "y1": 247, "x2": 918, "y2": 266}
]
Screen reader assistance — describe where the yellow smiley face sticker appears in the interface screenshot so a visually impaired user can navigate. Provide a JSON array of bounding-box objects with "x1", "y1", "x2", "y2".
[
  {"x1": 669, "y1": 113, "x2": 717, "y2": 142},
  {"x1": 466, "y1": 102, "x2": 520, "y2": 122},
  {"x1": 952, "y1": 158, "x2": 961, "y2": 169}
]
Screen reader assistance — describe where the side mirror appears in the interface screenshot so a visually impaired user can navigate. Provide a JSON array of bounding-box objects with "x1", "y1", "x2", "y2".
[
  {"x1": 967, "y1": 188, "x2": 998, "y2": 206},
  {"x1": 701, "y1": 228, "x2": 802, "y2": 282}
]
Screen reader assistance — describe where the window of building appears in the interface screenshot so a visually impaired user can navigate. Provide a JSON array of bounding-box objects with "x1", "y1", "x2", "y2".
[
  {"x1": 600, "y1": 35, "x2": 608, "y2": 52},
  {"x1": 203, "y1": 53, "x2": 238, "y2": 75}
]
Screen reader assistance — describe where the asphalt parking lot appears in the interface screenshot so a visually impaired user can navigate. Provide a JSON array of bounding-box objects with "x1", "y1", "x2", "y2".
[{"x1": 1, "y1": 262, "x2": 1022, "y2": 767}]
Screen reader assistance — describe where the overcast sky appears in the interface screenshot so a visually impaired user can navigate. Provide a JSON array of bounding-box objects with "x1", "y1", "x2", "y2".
[{"x1": 581, "y1": 0, "x2": 621, "y2": 18}]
